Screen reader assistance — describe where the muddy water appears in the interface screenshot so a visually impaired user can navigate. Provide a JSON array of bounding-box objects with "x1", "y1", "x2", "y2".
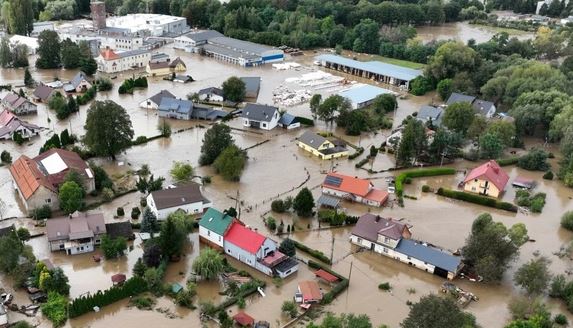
[
  {"x1": 416, "y1": 21, "x2": 535, "y2": 44},
  {"x1": 0, "y1": 41, "x2": 572, "y2": 328}
]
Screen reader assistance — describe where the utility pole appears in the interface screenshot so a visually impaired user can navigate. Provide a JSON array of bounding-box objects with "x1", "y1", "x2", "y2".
[
  {"x1": 330, "y1": 236, "x2": 335, "y2": 264},
  {"x1": 236, "y1": 189, "x2": 241, "y2": 219},
  {"x1": 348, "y1": 261, "x2": 353, "y2": 284}
]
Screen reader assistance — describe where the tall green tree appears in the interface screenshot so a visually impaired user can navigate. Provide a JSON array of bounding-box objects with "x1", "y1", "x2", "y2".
[
  {"x1": 60, "y1": 38, "x2": 81, "y2": 69},
  {"x1": 192, "y1": 248, "x2": 224, "y2": 280},
  {"x1": 310, "y1": 94, "x2": 322, "y2": 118},
  {"x1": 372, "y1": 94, "x2": 397, "y2": 114},
  {"x1": 479, "y1": 133, "x2": 504, "y2": 159},
  {"x1": 318, "y1": 95, "x2": 351, "y2": 124},
  {"x1": 442, "y1": 102, "x2": 475, "y2": 135},
  {"x1": 0, "y1": 37, "x2": 12, "y2": 68},
  {"x1": 84, "y1": 100, "x2": 134, "y2": 160},
  {"x1": 213, "y1": 144, "x2": 246, "y2": 181},
  {"x1": 159, "y1": 215, "x2": 186, "y2": 258},
  {"x1": 24, "y1": 68, "x2": 34, "y2": 88},
  {"x1": 43, "y1": 268, "x2": 70, "y2": 296},
  {"x1": 401, "y1": 295, "x2": 477, "y2": 328},
  {"x1": 36, "y1": 30, "x2": 61, "y2": 69},
  {"x1": 426, "y1": 41, "x2": 480, "y2": 81},
  {"x1": 58, "y1": 181, "x2": 84, "y2": 214},
  {"x1": 141, "y1": 207, "x2": 159, "y2": 233},
  {"x1": 293, "y1": 187, "x2": 314, "y2": 217},
  {"x1": 221, "y1": 76, "x2": 246, "y2": 102},
  {"x1": 170, "y1": 161, "x2": 194, "y2": 183},
  {"x1": 396, "y1": 119, "x2": 427, "y2": 167},
  {"x1": 199, "y1": 124, "x2": 233, "y2": 165},
  {"x1": 514, "y1": 257, "x2": 551, "y2": 295},
  {"x1": 8, "y1": 0, "x2": 34, "y2": 36}
]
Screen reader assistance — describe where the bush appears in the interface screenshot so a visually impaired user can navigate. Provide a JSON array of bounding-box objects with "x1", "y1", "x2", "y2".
[
  {"x1": 404, "y1": 177, "x2": 412, "y2": 184},
  {"x1": 118, "y1": 77, "x2": 148, "y2": 94},
  {"x1": 355, "y1": 158, "x2": 369, "y2": 168},
  {"x1": 348, "y1": 147, "x2": 364, "y2": 160},
  {"x1": 95, "y1": 77, "x2": 113, "y2": 91},
  {"x1": 543, "y1": 171, "x2": 554, "y2": 180},
  {"x1": 530, "y1": 193, "x2": 546, "y2": 213},
  {"x1": 555, "y1": 314, "x2": 568, "y2": 325},
  {"x1": 76, "y1": 86, "x2": 97, "y2": 105},
  {"x1": 561, "y1": 212, "x2": 573, "y2": 231},
  {"x1": 497, "y1": 157, "x2": 519, "y2": 166},
  {"x1": 271, "y1": 199, "x2": 286, "y2": 213},
  {"x1": 437, "y1": 188, "x2": 518, "y2": 212},
  {"x1": 1, "y1": 150, "x2": 12, "y2": 163},
  {"x1": 266, "y1": 217, "x2": 277, "y2": 232},
  {"x1": 291, "y1": 240, "x2": 331, "y2": 264},
  {"x1": 140, "y1": 198, "x2": 147, "y2": 207},
  {"x1": 395, "y1": 168, "x2": 456, "y2": 200},
  {"x1": 117, "y1": 207, "x2": 125, "y2": 217},
  {"x1": 378, "y1": 282, "x2": 391, "y2": 291},
  {"x1": 102, "y1": 187, "x2": 114, "y2": 202},
  {"x1": 132, "y1": 136, "x2": 148, "y2": 145},
  {"x1": 32, "y1": 205, "x2": 52, "y2": 220},
  {"x1": 131, "y1": 207, "x2": 141, "y2": 219},
  {"x1": 422, "y1": 185, "x2": 431, "y2": 192},
  {"x1": 517, "y1": 148, "x2": 549, "y2": 171},
  {"x1": 41, "y1": 292, "x2": 68, "y2": 327}
]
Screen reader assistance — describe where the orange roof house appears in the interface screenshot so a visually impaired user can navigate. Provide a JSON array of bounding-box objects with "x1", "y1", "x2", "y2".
[
  {"x1": 9, "y1": 148, "x2": 95, "y2": 213},
  {"x1": 297, "y1": 281, "x2": 322, "y2": 304},
  {"x1": 321, "y1": 172, "x2": 388, "y2": 207},
  {"x1": 462, "y1": 160, "x2": 509, "y2": 198}
]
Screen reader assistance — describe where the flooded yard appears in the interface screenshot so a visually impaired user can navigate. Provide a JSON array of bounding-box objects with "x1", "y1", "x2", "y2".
[{"x1": 0, "y1": 36, "x2": 571, "y2": 328}]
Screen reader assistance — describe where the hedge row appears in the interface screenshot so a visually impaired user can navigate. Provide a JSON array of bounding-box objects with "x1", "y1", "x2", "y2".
[
  {"x1": 436, "y1": 188, "x2": 518, "y2": 212},
  {"x1": 296, "y1": 116, "x2": 314, "y2": 126},
  {"x1": 69, "y1": 276, "x2": 148, "y2": 318},
  {"x1": 496, "y1": 157, "x2": 519, "y2": 167},
  {"x1": 291, "y1": 240, "x2": 331, "y2": 265},
  {"x1": 214, "y1": 280, "x2": 266, "y2": 311},
  {"x1": 348, "y1": 147, "x2": 365, "y2": 160},
  {"x1": 308, "y1": 260, "x2": 348, "y2": 305},
  {"x1": 395, "y1": 168, "x2": 456, "y2": 199}
]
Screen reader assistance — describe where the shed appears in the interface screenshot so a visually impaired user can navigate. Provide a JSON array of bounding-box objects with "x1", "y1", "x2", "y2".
[
  {"x1": 314, "y1": 269, "x2": 339, "y2": 284},
  {"x1": 171, "y1": 282, "x2": 183, "y2": 294},
  {"x1": 111, "y1": 273, "x2": 126, "y2": 285},
  {"x1": 338, "y1": 84, "x2": 393, "y2": 110},
  {"x1": 233, "y1": 312, "x2": 255, "y2": 327},
  {"x1": 297, "y1": 281, "x2": 322, "y2": 304},
  {"x1": 316, "y1": 195, "x2": 340, "y2": 209},
  {"x1": 512, "y1": 176, "x2": 536, "y2": 189}
]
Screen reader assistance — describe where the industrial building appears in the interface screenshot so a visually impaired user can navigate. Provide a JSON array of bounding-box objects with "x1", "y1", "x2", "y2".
[
  {"x1": 175, "y1": 30, "x2": 284, "y2": 66},
  {"x1": 315, "y1": 54, "x2": 422, "y2": 89},
  {"x1": 105, "y1": 14, "x2": 189, "y2": 37},
  {"x1": 338, "y1": 84, "x2": 394, "y2": 109}
]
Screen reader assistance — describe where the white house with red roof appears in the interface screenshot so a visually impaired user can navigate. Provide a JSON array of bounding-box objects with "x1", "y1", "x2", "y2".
[
  {"x1": 462, "y1": 160, "x2": 509, "y2": 198},
  {"x1": 222, "y1": 221, "x2": 298, "y2": 278},
  {"x1": 321, "y1": 172, "x2": 388, "y2": 207},
  {"x1": 96, "y1": 48, "x2": 151, "y2": 73}
]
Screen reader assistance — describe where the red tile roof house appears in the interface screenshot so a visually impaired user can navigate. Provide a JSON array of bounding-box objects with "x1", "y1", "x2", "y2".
[
  {"x1": 462, "y1": 160, "x2": 509, "y2": 198},
  {"x1": 46, "y1": 211, "x2": 106, "y2": 255},
  {"x1": 223, "y1": 221, "x2": 299, "y2": 278},
  {"x1": 321, "y1": 172, "x2": 389, "y2": 207},
  {"x1": 0, "y1": 110, "x2": 42, "y2": 141},
  {"x1": 9, "y1": 148, "x2": 95, "y2": 213},
  {"x1": 1, "y1": 92, "x2": 37, "y2": 115},
  {"x1": 295, "y1": 280, "x2": 323, "y2": 305},
  {"x1": 350, "y1": 214, "x2": 462, "y2": 280}
]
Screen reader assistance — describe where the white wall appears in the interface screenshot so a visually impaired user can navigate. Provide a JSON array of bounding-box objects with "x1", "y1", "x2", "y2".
[
  {"x1": 147, "y1": 194, "x2": 211, "y2": 220},
  {"x1": 198, "y1": 226, "x2": 224, "y2": 248}
]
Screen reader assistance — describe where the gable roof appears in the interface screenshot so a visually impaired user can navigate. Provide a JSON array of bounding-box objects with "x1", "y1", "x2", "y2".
[
  {"x1": 446, "y1": 93, "x2": 476, "y2": 106},
  {"x1": 100, "y1": 48, "x2": 120, "y2": 60},
  {"x1": 315, "y1": 54, "x2": 422, "y2": 82},
  {"x1": 225, "y1": 222, "x2": 266, "y2": 254},
  {"x1": 148, "y1": 90, "x2": 176, "y2": 106},
  {"x1": 472, "y1": 99, "x2": 495, "y2": 116},
  {"x1": 70, "y1": 71, "x2": 89, "y2": 89},
  {"x1": 278, "y1": 113, "x2": 298, "y2": 126},
  {"x1": 322, "y1": 172, "x2": 372, "y2": 197},
  {"x1": 150, "y1": 182, "x2": 209, "y2": 210},
  {"x1": 0, "y1": 110, "x2": 15, "y2": 126},
  {"x1": 0, "y1": 111, "x2": 41, "y2": 138},
  {"x1": 46, "y1": 212, "x2": 106, "y2": 242},
  {"x1": 298, "y1": 281, "x2": 322, "y2": 302},
  {"x1": 9, "y1": 155, "x2": 49, "y2": 199},
  {"x1": 464, "y1": 160, "x2": 509, "y2": 191},
  {"x1": 148, "y1": 61, "x2": 171, "y2": 70},
  {"x1": 233, "y1": 312, "x2": 255, "y2": 326},
  {"x1": 395, "y1": 239, "x2": 461, "y2": 273},
  {"x1": 170, "y1": 57, "x2": 185, "y2": 68},
  {"x1": 297, "y1": 131, "x2": 329, "y2": 150},
  {"x1": 198, "y1": 87, "x2": 224, "y2": 97},
  {"x1": 2, "y1": 93, "x2": 34, "y2": 110},
  {"x1": 158, "y1": 97, "x2": 193, "y2": 114},
  {"x1": 241, "y1": 103, "x2": 278, "y2": 122},
  {"x1": 33, "y1": 84, "x2": 55, "y2": 101},
  {"x1": 418, "y1": 105, "x2": 443, "y2": 126},
  {"x1": 199, "y1": 208, "x2": 234, "y2": 236},
  {"x1": 351, "y1": 214, "x2": 408, "y2": 242}
]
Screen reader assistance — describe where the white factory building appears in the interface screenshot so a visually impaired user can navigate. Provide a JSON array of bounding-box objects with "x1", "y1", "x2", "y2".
[{"x1": 105, "y1": 14, "x2": 190, "y2": 37}]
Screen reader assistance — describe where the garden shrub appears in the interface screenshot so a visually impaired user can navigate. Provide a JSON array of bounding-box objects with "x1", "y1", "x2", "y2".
[
  {"x1": 422, "y1": 185, "x2": 431, "y2": 192},
  {"x1": 292, "y1": 240, "x2": 331, "y2": 264},
  {"x1": 561, "y1": 212, "x2": 573, "y2": 231},
  {"x1": 436, "y1": 188, "x2": 518, "y2": 212},
  {"x1": 543, "y1": 171, "x2": 554, "y2": 180},
  {"x1": 497, "y1": 157, "x2": 519, "y2": 166},
  {"x1": 378, "y1": 282, "x2": 391, "y2": 291}
]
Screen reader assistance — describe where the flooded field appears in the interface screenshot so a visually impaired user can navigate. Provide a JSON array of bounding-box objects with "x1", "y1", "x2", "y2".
[
  {"x1": 416, "y1": 21, "x2": 535, "y2": 44},
  {"x1": 0, "y1": 34, "x2": 571, "y2": 328}
]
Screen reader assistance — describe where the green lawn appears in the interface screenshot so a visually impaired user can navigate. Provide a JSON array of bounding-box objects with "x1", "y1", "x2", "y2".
[{"x1": 374, "y1": 56, "x2": 426, "y2": 70}]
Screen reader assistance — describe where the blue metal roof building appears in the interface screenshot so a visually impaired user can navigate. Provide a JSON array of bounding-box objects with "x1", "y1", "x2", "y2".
[
  {"x1": 316, "y1": 54, "x2": 422, "y2": 89},
  {"x1": 395, "y1": 239, "x2": 462, "y2": 274},
  {"x1": 338, "y1": 84, "x2": 394, "y2": 109}
]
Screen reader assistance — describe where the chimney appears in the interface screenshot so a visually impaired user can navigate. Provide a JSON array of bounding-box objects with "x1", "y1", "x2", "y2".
[
  {"x1": 90, "y1": 1, "x2": 107, "y2": 30},
  {"x1": 375, "y1": 215, "x2": 381, "y2": 222}
]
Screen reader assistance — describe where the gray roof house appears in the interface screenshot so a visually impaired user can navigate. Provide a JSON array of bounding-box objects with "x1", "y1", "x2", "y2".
[
  {"x1": 445, "y1": 93, "x2": 476, "y2": 106},
  {"x1": 241, "y1": 103, "x2": 280, "y2": 130},
  {"x1": 472, "y1": 99, "x2": 497, "y2": 118},
  {"x1": 46, "y1": 212, "x2": 106, "y2": 255},
  {"x1": 158, "y1": 97, "x2": 226, "y2": 121},
  {"x1": 63, "y1": 71, "x2": 92, "y2": 93},
  {"x1": 146, "y1": 182, "x2": 212, "y2": 220},
  {"x1": 0, "y1": 109, "x2": 42, "y2": 141},
  {"x1": 417, "y1": 105, "x2": 444, "y2": 128},
  {"x1": 198, "y1": 87, "x2": 224, "y2": 102},
  {"x1": 139, "y1": 89, "x2": 176, "y2": 109},
  {"x1": 33, "y1": 83, "x2": 56, "y2": 102},
  {"x1": 350, "y1": 213, "x2": 461, "y2": 280},
  {"x1": 240, "y1": 77, "x2": 261, "y2": 100}
]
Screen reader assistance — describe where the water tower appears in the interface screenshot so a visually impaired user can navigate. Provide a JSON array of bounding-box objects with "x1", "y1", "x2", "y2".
[{"x1": 90, "y1": 1, "x2": 106, "y2": 30}]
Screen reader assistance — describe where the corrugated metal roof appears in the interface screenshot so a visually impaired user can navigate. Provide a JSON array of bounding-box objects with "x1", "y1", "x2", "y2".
[
  {"x1": 338, "y1": 85, "x2": 393, "y2": 105},
  {"x1": 395, "y1": 239, "x2": 461, "y2": 273},
  {"x1": 317, "y1": 194, "x2": 340, "y2": 208},
  {"x1": 316, "y1": 54, "x2": 422, "y2": 82}
]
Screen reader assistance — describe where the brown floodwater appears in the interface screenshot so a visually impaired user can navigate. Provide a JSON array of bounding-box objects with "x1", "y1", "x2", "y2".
[
  {"x1": 0, "y1": 36, "x2": 570, "y2": 328},
  {"x1": 416, "y1": 20, "x2": 535, "y2": 44}
]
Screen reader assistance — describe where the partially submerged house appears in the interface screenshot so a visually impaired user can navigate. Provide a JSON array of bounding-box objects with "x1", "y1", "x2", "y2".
[
  {"x1": 321, "y1": 172, "x2": 389, "y2": 207},
  {"x1": 417, "y1": 105, "x2": 444, "y2": 128},
  {"x1": 63, "y1": 71, "x2": 92, "y2": 93},
  {"x1": 296, "y1": 131, "x2": 348, "y2": 160},
  {"x1": 46, "y1": 211, "x2": 106, "y2": 255},
  {"x1": 295, "y1": 281, "x2": 322, "y2": 304},
  {"x1": 350, "y1": 214, "x2": 461, "y2": 280},
  {"x1": 33, "y1": 83, "x2": 56, "y2": 103},
  {"x1": 462, "y1": 160, "x2": 509, "y2": 198},
  {"x1": 223, "y1": 221, "x2": 298, "y2": 278},
  {"x1": 277, "y1": 113, "x2": 300, "y2": 129},
  {"x1": 9, "y1": 148, "x2": 95, "y2": 212},
  {"x1": 198, "y1": 87, "x2": 224, "y2": 102},
  {"x1": 240, "y1": 77, "x2": 261, "y2": 100},
  {"x1": 446, "y1": 92, "x2": 497, "y2": 119},
  {"x1": 158, "y1": 97, "x2": 226, "y2": 121},
  {"x1": 1, "y1": 93, "x2": 37, "y2": 115},
  {"x1": 241, "y1": 103, "x2": 280, "y2": 130},
  {"x1": 338, "y1": 84, "x2": 394, "y2": 110},
  {"x1": 138, "y1": 89, "x2": 176, "y2": 109},
  {"x1": 147, "y1": 182, "x2": 212, "y2": 220},
  {"x1": 0, "y1": 110, "x2": 42, "y2": 141},
  {"x1": 146, "y1": 57, "x2": 187, "y2": 76},
  {"x1": 198, "y1": 207, "x2": 235, "y2": 250}
]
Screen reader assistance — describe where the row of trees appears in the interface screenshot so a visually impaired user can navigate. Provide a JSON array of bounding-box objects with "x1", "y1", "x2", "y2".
[
  {"x1": 36, "y1": 30, "x2": 97, "y2": 73},
  {"x1": 0, "y1": 37, "x2": 29, "y2": 68}
]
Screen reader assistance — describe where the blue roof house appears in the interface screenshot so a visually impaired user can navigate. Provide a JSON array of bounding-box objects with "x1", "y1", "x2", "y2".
[
  {"x1": 338, "y1": 84, "x2": 394, "y2": 110},
  {"x1": 158, "y1": 97, "x2": 193, "y2": 120}
]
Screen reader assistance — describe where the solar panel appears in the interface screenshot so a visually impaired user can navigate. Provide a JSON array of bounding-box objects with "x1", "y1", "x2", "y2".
[{"x1": 324, "y1": 175, "x2": 342, "y2": 187}]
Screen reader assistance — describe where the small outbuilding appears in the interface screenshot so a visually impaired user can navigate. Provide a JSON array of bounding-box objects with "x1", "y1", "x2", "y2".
[
  {"x1": 111, "y1": 273, "x2": 126, "y2": 286},
  {"x1": 295, "y1": 281, "x2": 322, "y2": 304},
  {"x1": 233, "y1": 312, "x2": 255, "y2": 327},
  {"x1": 338, "y1": 84, "x2": 394, "y2": 110}
]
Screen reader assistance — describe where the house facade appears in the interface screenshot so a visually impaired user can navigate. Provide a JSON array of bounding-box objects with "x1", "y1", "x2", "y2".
[
  {"x1": 198, "y1": 87, "x2": 224, "y2": 102},
  {"x1": 350, "y1": 214, "x2": 461, "y2": 280},
  {"x1": 9, "y1": 149, "x2": 95, "y2": 213},
  {"x1": 138, "y1": 89, "x2": 176, "y2": 110},
  {"x1": 96, "y1": 48, "x2": 151, "y2": 73},
  {"x1": 63, "y1": 71, "x2": 92, "y2": 93},
  {"x1": 0, "y1": 110, "x2": 41, "y2": 141},
  {"x1": 241, "y1": 103, "x2": 280, "y2": 130},
  {"x1": 46, "y1": 212, "x2": 106, "y2": 255},
  {"x1": 321, "y1": 172, "x2": 389, "y2": 207},
  {"x1": 297, "y1": 131, "x2": 348, "y2": 160},
  {"x1": 198, "y1": 208, "x2": 235, "y2": 250},
  {"x1": 1, "y1": 93, "x2": 37, "y2": 115},
  {"x1": 145, "y1": 57, "x2": 187, "y2": 76},
  {"x1": 462, "y1": 160, "x2": 509, "y2": 198},
  {"x1": 146, "y1": 182, "x2": 212, "y2": 220}
]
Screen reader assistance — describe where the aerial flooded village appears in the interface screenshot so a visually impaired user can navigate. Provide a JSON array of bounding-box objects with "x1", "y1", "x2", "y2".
[{"x1": 1, "y1": 0, "x2": 573, "y2": 327}]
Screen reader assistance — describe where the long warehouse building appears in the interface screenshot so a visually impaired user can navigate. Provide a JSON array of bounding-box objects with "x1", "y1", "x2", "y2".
[{"x1": 315, "y1": 54, "x2": 422, "y2": 89}]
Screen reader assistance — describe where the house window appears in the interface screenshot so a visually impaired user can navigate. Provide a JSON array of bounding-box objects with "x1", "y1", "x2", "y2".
[
  {"x1": 59, "y1": 244, "x2": 64, "y2": 249},
  {"x1": 474, "y1": 179, "x2": 478, "y2": 182},
  {"x1": 407, "y1": 256, "x2": 411, "y2": 260},
  {"x1": 384, "y1": 237, "x2": 390, "y2": 244},
  {"x1": 45, "y1": 199, "x2": 51, "y2": 203},
  {"x1": 383, "y1": 247, "x2": 388, "y2": 254},
  {"x1": 357, "y1": 238, "x2": 362, "y2": 244},
  {"x1": 207, "y1": 231, "x2": 210, "y2": 236},
  {"x1": 471, "y1": 187, "x2": 476, "y2": 191}
]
